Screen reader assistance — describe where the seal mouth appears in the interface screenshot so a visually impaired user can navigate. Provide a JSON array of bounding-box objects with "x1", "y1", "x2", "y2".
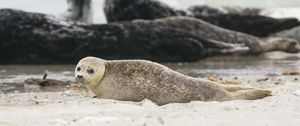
[{"x1": 75, "y1": 77, "x2": 85, "y2": 84}]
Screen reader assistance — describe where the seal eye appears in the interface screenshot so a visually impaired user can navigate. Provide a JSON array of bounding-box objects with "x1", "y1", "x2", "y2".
[
  {"x1": 87, "y1": 69, "x2": 94, "y2": 74},
  {"x1": 77, "y1": 67, "x2": 81, "y2": 71}
]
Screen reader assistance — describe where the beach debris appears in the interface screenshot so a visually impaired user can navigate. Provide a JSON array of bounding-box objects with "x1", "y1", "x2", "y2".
[
  {"x1": 42, "y1": 72, "x2": 48, "y2": 80},
  {"x1": 24, "y1": 78, "x2": 70, "y2": 87},
  {"x1": 256, "y1": 77, "x2": 269, "y2": 82},
  {"x1": 207, "y1": 77, "x2": 241, "y2": 85},
  {"x1": 273, "y1": 78, "x2": 283, "y2": 85},
  {"x1": 24, "y1": 73, "x2": 80, "y2": 88},
  {"x1": 266, "y1": 73, "x2": 279, "y2": 77},
  {"x1": 282, "y1": 70, "x2": 300, "y2": 75}
]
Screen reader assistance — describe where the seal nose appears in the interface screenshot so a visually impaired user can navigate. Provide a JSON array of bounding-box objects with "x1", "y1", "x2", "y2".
[{"x1": 77, "y1": 75, "x2": 83, "y2": 79}]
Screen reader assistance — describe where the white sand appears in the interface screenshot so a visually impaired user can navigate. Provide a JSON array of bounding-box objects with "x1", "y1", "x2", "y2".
[{"x1": 1, "y1": 75, "x2": 300, "y2": 126}]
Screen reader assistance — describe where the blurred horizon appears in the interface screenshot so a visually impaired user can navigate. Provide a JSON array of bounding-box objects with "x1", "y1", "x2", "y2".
[{"x1": 0, "y1": 0, "x2": 300, "y2": 24}]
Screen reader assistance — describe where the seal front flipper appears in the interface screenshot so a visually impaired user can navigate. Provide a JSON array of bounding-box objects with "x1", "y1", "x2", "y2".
[
  {"x1": 203, "y1": 39, "x2": 250, "y2": 55},
  {"x1": 207, "y1": 46, "x2": 250, "y2": 55}
]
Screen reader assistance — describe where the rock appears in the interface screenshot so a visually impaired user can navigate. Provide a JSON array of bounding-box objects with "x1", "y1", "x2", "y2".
[
  {"x1": 222, "y1": 6, "x2": 262, "y2": 16},
  {"x1": 1, "y1": 9, "x2": 299, "y2": 64},
  {"x1": 187, "y1": 5, "x2": 224, "y2": 16},
  {"x1": 188, "y1": 5, "x2": 300, "y2": 37},
  {"x1": 187, "y1": 5, "x2": 262, "y2": 16},
  {"x1": 104, "y1": 0, "x2": 186, "y2": 22},
  {"x1": 195, "y1": 6, "x2": 300, "y2": 41},
  {"x1": 0, "y1": 9, "x2": 210, "y2": 63},
  {"x1": 190, "y1": 5, "x2": 300, "y2": 37},
  {"x1": 103, "y1": 0, "x2": 300, "y2": 37}
]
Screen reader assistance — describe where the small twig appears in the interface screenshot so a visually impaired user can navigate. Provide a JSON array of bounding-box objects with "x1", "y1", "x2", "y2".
[{"x1": 42, "y1": 72, "x2": 48, "y2": 80}]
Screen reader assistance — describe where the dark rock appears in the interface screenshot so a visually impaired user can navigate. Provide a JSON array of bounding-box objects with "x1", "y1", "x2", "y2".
[
  {"x1": 103, "y1": 0, "x2": 300, "y2": 37},
  {"x1": 190, "y1": 5, "x2": 300, "y2": 37},
  {"x1": 104, "y1": 0, "x2": 186, "y2": 22},
  {"x1": 222, "y1": 6, "x2": 262, "y2": 16},
  {"x1": 187, "y1": 5, "x2": 223, "y2": 16},
  {"x1": 187, "y1": 5, "x2": 262, "y2": 16},
  {"x1": 0, "y1": 9, "x2": 209, "y2": 64},
  {"x1": 1, "y1": 9, "x2": 298, "y2": 64},
  {"x1": 203, "y1": 15, "x2": 299, "y2": 37}
]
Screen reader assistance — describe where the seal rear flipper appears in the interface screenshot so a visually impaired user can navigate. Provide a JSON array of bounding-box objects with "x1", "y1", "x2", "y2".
[
  {"x1": 227, "y1": 89, "x2": 272, "y2": 100},
  {"x1": 223, "y1": 85, "x2": 253, "y2": 92}
]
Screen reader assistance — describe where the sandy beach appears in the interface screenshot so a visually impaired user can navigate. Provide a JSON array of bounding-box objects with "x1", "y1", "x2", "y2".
[
  {"x1": 0, "y1": 0, "x2": 300, "y2": 125},
  {"x1": 1, "y1": 72, "x2": 300, "y2": 126}
]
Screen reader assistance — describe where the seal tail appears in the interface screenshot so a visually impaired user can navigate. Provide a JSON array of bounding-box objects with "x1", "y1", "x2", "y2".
[{"x1": 228, "y1": 89, "x2": 272, "y2": 100}]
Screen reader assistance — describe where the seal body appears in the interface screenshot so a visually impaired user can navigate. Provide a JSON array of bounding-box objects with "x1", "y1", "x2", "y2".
[
  {"x1": 75, "y1": 57, "x2": 271, "y2": 105},
  {"x1": 130, "y1": 17, "x2": 300, "y2": 54}
]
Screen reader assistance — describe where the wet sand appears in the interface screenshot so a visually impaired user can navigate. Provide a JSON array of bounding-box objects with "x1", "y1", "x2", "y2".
[{"x1": 0, "y1": 52, "x2": 300, "y2": 126}]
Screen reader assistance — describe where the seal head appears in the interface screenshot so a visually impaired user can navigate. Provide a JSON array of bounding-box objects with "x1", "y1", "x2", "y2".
[
  {"x1": 75, "y1": 56, "x2": 106, "y2": 89},
  {"x1": 261, "y1": 37, "x2": 300, "y2": 53}
]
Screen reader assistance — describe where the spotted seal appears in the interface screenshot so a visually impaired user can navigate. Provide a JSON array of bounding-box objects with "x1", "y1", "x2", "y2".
[{"x1": 75, "y1": 57, "x2": 271, "y2": 105}]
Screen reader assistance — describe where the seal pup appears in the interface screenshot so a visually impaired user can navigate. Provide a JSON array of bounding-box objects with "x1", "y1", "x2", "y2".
[{"x1": 75, "y1": 57, "x2": 271, "y2": 105}]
